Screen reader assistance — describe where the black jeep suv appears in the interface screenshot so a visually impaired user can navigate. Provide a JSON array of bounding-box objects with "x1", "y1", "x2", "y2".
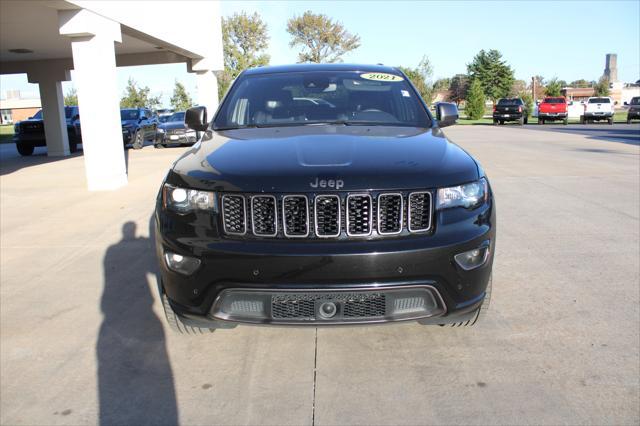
[
  {"x1": 154, "y1": 64, "x2": 495, "y2": 333},
  {"x1": 13, "y1": 106, "x2": 80, "y2": 156}
]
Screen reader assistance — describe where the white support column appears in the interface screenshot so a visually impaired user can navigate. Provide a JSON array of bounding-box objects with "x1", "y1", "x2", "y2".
[
  {"x1": 195, "y1": 70, "x2": 219, "y2": 117},
  {"x1": 59, "y1": 9, "x2": 127, "y2": 191},
  {"x1": 29, "y1": 76, "x2": 70, "y2": 157}
]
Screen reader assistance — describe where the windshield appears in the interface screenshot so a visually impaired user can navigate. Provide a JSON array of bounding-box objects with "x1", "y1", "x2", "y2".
[
  {"x1": 498, "y1": 99, "x2": 522, "y2": 106},
  {"x1": 213, "y1": 71, "x2": 431, "y2": 129},
  {"x1": 589, "y1": 97, "x2": 610, "y2": 104},
  {"x1": 168, "y1": 112, "x2": 185, "y2": 122},
  {"x1": 631, "y1": 97, "x2": 640, "y2": 105},
  {"x1": 544, "y1": 98, "x2": 565, "y2": 104},
  {"x1": 32, "y1": 110, "x2": 43, "y2": 119},
  {"x1": 120, "y1": 109, "x2": 140, "y2": 120}
]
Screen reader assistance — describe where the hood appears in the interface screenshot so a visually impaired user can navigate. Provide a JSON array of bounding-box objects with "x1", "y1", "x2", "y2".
[
  {"x1": 170, "y1": 125, "x2": 479, "y2": 192},
  {"x1": 160, "y1": 121, "x2": 187, "y2": 131}
]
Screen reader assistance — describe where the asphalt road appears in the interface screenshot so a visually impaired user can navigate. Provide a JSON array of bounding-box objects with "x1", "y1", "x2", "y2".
[
  {"x1": 1, "y1": 124, "x2": 638, "y2": 425},
  {"x1": 522, "y1": 122, "x2": 640, "y2": 145}
]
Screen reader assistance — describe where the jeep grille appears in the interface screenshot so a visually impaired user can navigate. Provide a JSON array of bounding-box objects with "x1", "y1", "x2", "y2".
[{"x1": 220, "y1": 191, "x2": 433, "y2": 239}]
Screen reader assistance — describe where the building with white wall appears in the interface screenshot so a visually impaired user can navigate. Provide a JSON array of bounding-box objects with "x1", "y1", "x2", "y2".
[{"x1": 0, "y1": 0, "x2": 223, "y2": 190}]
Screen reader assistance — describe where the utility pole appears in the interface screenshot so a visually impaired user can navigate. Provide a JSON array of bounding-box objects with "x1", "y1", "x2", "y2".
[{"x1": 532, "y1": 76, "x2": 536, "y2": 102}]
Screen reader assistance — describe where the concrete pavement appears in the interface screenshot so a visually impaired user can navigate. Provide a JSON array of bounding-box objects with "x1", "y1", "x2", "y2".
[{"x1": 1, "y1": 123, "x2": 638, "y2": 425}]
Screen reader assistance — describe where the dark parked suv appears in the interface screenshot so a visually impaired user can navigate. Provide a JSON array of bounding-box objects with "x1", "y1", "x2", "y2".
[
  {"x1": 626, "y1": 97, "x2": 640, "y2": 123},
  {"x1": 155, "y1": 64, "x2": 495, "y2": 333},
  {"x1": 493, "y1": 98, "x2": 528, "y2": 125},
  {"x1": 13, "y1": 106, "x2": 80, "y2": 156},
  {"x1": 121, "y1": 108, "x2": 158, "y2": 149}
]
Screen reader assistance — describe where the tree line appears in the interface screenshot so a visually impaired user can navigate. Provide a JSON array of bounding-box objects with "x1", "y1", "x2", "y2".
[
  {"x1": 219, "y1": 10, "x2": 612, "y2": 120},
  {"x1": 64, "y1": 9, "x2": 612, "y2": 118}
]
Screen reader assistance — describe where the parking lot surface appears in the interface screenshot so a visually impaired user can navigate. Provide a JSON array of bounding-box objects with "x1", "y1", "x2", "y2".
[{"x1": 1, "y1": 124, "x2": 639, "y2": 425}]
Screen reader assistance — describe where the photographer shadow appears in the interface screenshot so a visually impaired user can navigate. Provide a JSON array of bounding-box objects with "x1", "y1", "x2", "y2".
[{"x1": 97, "y1": 220, "x2": 178, "y2": 425}]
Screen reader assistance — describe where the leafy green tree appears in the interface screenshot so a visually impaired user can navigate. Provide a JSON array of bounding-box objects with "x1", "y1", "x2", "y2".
[
  {"x1": 219, "y1": 12, "x2": 270, "y2": 98},
  {"x1": 467, "y1": 49, "x2": 515, "y2": 102},
  {"x1": 594, "y1": 76, "x2": 610, "y2": 96},
  {"x1": 511, "y1": 79, "x2": 527, "y2": 96},
  {"x1": 433, "y1": 78, "x2": 451, "y2": 91},
  {"x1": 465, "y1": 79, "x2": 486, "y2": 120},
  {"x1": 120, "y1": 78, "x2": 160, "y2": 109},
  {"x1": 570, "y1": 79, "x2": 591, "y2": 88},
  {"x1": 286, "y1": 11, "x2": 360, "y2": 63},
  {"x1": 520, "y1": 92, "x2": 534, "y2": 118},
  {"x1": 544, "y1": 78, "x2": 563, "y2": 97},
  {"x1": 64, "y1": 88, "x2": 78, "y2": 106},
  {"x1": 398, "y1": 56, "x2": 434, "y2": 103},
  {"x1": 170, "y1": 81, "x2": 193, "y2": 111},
  {"x1": 449, "y1": 74, "x2": 469, "y2": 105}
]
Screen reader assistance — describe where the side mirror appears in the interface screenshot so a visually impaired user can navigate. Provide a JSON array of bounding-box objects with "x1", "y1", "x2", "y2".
[
  {"x1": 624, "y1": 101, "x2": 628, "y2": 106},
  {"x1": 185, "y1": 106, "x2": 208, "y2": 131},
  {"x1": 436, "y1": 102, "x2": 458, "y2": 128}
]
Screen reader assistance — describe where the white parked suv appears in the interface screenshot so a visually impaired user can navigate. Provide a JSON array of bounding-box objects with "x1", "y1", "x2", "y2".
[{"x1": 581, "y1": 97, "x2": 615, "y2": 125}]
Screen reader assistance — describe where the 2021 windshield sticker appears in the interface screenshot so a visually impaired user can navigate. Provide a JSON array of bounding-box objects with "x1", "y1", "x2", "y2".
[{"x1": 360, "y1": 73, "x2": 404, "y2": 82}]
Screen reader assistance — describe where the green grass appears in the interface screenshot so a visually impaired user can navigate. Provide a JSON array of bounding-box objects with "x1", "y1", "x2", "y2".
[
  {"x1": 455, "y1": 110, "x2": 631, "y2": 126},
  {"x1": 0, "y1": 124, "x2": 14, "y2": 144}
]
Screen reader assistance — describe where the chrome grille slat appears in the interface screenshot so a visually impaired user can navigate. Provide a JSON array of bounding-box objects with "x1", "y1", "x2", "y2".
[
  {"x1": 377, "y1": 193, "x2": 403, "y2": 235},
  {"x1": 220, "y1": 191, "x2": 433, "y2": 239},
  {"x1": 408, "y1": 192, "x2": 433, "y2": 232},
  {"x1": 251, "y1": 195, "x2": 277, "y2": 237},
  {"x1": 314, "y1": 195, "x2": 341, "y2": 238},
  {"x1": 221, "y1": 195, "x2": 247, "y2": 235},
  {"x1": 346, "y1": 194, "x2": 373, "y2": 236},
  {"x1": 282, "y1": 195, "x2": 309, "y2": 238}
]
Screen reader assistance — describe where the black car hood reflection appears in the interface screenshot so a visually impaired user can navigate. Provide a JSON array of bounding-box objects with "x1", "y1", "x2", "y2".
[{"x1": 169, "y1": 125, "x2": 479, "y2": 192}]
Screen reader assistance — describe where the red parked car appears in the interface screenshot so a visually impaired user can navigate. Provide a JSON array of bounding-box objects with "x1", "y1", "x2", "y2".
[{"x1": 538, "y1": 97, "x2": 568, "y2": 125}]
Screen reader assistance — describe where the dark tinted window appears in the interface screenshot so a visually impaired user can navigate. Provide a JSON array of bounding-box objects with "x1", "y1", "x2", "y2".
[
  {"x1": 588, "y1": 97, "x2": 610, "y2": 104},
  {"x1": 121, "y1": 109, "x2": 140, "y2": 120},
  {"x1": 497, "y1": 99, "x2": 522, "y2": 106},
  {"x1": 631, "y1": 97, "x2": 640, "y2": 105},
  {"x1": 169, "y1": 112, "x2": 185, "y2": 122},
  {"x1": 544, "y1": 98, "x2": 565, "y2": 104},
  {"x1": 32, "y1": 110, "x2": 43, "y2": 119},
  {"x1": 214, "y1": 71, "x2": 431, "y2": 129}
]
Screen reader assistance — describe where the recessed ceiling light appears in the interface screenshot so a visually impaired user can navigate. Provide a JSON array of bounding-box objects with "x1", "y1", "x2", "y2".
[{"x1": 9, "y1": 48, "x2": 33, "y2": 54}]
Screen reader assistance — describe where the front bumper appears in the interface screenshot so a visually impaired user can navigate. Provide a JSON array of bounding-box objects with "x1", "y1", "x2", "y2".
[
  {"x1": 157, "y1": 132, "x2": 198, "y2": 146},
  {"x1": 155, "y1": 193, "x2": 496, "y2": 327},
  {"x1": 628, "y1": 110, "x2": 640, "y2": 120}
]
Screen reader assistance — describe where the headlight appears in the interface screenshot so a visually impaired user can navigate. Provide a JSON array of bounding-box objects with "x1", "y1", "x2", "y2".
[
  {"x1": 162, "y1": 184, "x2": 217, "y2": 213},
  {"x1": 436, "y1": 178, "x2": 488, "y2": 210},
  {"x1": 157, "y1": 128, "x2": 165, "y2": 133}
]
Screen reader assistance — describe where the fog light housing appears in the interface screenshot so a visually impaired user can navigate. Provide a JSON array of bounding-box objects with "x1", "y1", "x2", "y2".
[
  {"x1": 454, "y1": 242, "x2": 490, "y2": 271},
  {"x1": 164, "y1": 252, "x2": 201, "y2": 275}
]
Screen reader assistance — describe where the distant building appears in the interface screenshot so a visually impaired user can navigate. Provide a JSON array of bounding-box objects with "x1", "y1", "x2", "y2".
[
  {"x1": 561, "y1": 87, "x2": 595, "y2": 101},
  {"x1": 0, "y1": 90, "x2": 41, "y2": 124}
]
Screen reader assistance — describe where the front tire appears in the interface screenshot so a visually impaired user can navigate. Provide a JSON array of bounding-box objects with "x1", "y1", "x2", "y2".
[
  {"x1": 518, "y1": 117, "x2": 524, "y2": 126},
  {"x1": 563, "y1": 118, "x2": 568, "y2": 125},
  {"x1": 16, "y1": 143, "x2": 34, "y2": 156},
  {"x1": 132, "y1": 130, "x2": 144, "y2": 150},
  {"x1": 608, "y1": 117, "x2": 614, "y2": 125},
  {"x1": 162, "y1": 292, "x2": 214, "y2": 335}
]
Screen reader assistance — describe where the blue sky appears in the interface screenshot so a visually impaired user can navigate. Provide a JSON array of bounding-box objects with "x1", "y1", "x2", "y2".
[{"x1": 2, "y1": 0, "x2": 638, "y2": 107}]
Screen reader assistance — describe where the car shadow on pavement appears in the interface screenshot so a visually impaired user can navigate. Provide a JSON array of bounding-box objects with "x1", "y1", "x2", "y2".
[{"x1": 97, "y1": 219, "x2": 178, "y2": 425}]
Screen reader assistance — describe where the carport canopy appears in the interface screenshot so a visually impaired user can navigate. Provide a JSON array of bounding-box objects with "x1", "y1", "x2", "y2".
[{"x1": 0, "y1": 0, "x2": 223, "y2": 190}]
